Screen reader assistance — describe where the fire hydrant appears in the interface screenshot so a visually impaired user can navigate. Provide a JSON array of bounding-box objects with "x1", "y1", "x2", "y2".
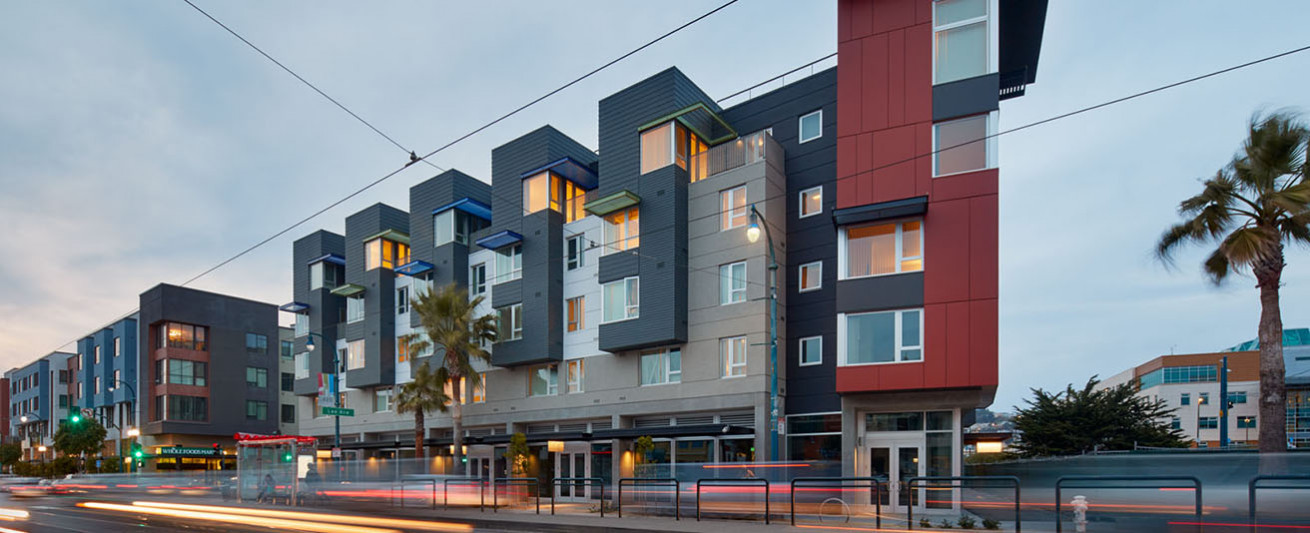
[{"x1": 1071, "y1": 495, "x2": 1089, "y2": 533}]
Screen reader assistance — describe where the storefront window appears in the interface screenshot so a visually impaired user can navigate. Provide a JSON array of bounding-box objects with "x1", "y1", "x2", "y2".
[
  {"x1": 676, "y1": 439, "x2": 712, "y2": 464},
  {"x1": 719, "y1": 439, "x2": 754, "y2": 463}
]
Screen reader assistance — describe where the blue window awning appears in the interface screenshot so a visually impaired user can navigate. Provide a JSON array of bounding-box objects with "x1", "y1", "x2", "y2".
[
  {"x1": 395, "y1": 260, "x2": 434, "y2": 277},
  {"x1": 307, "y1": 253, "x2": 346, "y2": 266},
  {"x1": 475, "y1": 230, "x2": 523, "y2": 250},
  {"x1": 432, "y1": 197, "x2": 493, "y2": 221},
  {"x1": 520, "y1": 156, "x2": 598, "y2": 190},
  {"x1": 279, "y1": 302, "x2": 310, "y2": 313}
]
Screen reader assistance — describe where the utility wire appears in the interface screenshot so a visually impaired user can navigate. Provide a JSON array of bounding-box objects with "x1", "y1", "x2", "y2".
[{"x1": 180, "y1": 0, "x2": 442, "y2": 170}]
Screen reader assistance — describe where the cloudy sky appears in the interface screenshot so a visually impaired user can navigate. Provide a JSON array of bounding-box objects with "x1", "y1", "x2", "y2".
[{"x1": 2, "y1": 1, "x2": 1308, "y2": 411}]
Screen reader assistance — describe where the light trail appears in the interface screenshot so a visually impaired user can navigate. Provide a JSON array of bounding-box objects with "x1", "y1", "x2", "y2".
[
  {"x1": 79, "y1": 502, "x2": 403, "y2": 533},
  {"x1": 1169, "y1": 522, "x2": 1310, "y2": 530},
  {"x1": 130, "y1": 501, "x2": 472, "y2": 532},
  {"x1": 0, "y1": 509, "x2": 28, "y2": 522}
]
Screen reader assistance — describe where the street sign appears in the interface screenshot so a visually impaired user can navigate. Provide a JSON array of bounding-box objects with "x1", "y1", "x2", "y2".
[
  {"x1": 331, "y1": 447, "x2": 342, "y2": 459},
  {"x1": 321, "y1": 407, "x2": 354, "y2": 417}
]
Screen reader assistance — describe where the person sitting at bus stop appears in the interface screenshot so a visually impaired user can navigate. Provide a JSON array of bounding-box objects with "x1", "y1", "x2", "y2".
[
  {"x1": 257, "y1": 474, "x2": 277, "y2": 503},
  {"x1": 300, "y1": 464, "x2": 323, "y2": 503}
]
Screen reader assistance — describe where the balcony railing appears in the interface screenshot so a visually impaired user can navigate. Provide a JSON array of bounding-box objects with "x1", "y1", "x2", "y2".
[{"x1": 688, "y1": 131, "x2": 775, "y2": 183}]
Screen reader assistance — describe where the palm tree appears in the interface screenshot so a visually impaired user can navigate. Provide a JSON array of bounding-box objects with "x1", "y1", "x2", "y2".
[
  {"x1": 411, "y1": 282, "x2": 497, "y2": 475},
  {"x1": 1157, "y1": 111, "x2": 1310, "y2": 453},
  {"x1": 394, "y1": 335, "x2": 448, "y2": 471}
]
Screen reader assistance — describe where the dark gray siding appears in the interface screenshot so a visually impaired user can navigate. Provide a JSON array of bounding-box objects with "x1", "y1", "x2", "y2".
[
  {"x1": 292, "y1": 230, "x2": 345, "y2": 396},
  {"x1": 343, "y1": 204, "x2": 409, "y2": 388},
  {"x1": 834, "y1": 273, "x2": 925, "y2": 313},
  {"x1": 720, "y1": 67, "x2": 838, "y2": 414},
  {"x1": 408, "y1": 169, "x2": 492, "y2": 319},
  {"x1": 932, "y1": 73, "x2": 999, "y2": 122}
]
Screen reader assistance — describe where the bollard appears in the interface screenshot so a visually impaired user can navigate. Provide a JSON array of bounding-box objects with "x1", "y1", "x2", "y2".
[{"x1": 1070, "y1": 495, "x2": 1088, "y2": 533}]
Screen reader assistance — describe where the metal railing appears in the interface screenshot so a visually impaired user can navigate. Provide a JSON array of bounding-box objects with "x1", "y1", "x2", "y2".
[
  {"x1": 688, "y1": 131, "x2": 771, "y2": 182},
  {"x1": 1248, "y1": 475, "x2": 1310, "y2": 526},
  {"x1": 1054, "y1": 476, "x2": 1201, "y2": 533},
  {"x1": 549, "y1": 477, "x2": 606, "y2": 517},
  {"x1": 389, "y1": 478, "x2": 436, "y2": 509},
  {"x1": 617, "y1": 477, "x2": 680, "y2": 520},
  {"x1": 906, "y1": 476, "x2": 1021, "y2": 532},
  {"x1": 789, "y1": 477, "x2": 883, "y2": 528},
  {"x1": 441, "y1": 478, "x2": 485, "y2": 510},
  {"x1": 492, "y1": 477, "x2": 539, "y2": 514},
  {"x1": 695, "y1": 478, "x2": 770, "y2": 524}
]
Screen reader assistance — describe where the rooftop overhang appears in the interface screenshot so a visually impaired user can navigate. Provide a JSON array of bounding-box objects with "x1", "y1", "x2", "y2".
[
  {"x1": 307, "y1": 253, "x2": 346, "y2": 267},
  {"x1": 363, "y1": 229, "x2": 410, "y2": 246},
  {"x1": 432, "y1": 197, "x2": 493, "y2": 222},
  {"x1": 583, "y1": 189, "x2": 640, "y2": 217},
  {"x1": 637, "y1": 102, "x2": 737, "y2": 145},
  {"x1": 395, "y1": 260, "x2": 434, "y2": 277},
  {"x1": 279, "y1": 302, "x2": 310, "y2": 314},
  {"x1": 329, "y1": 283, "x2": 366, "y2": 297},
  {"x1": 520, "y1": 156, "x2": 598, "y2": 191},
  {"x1": 474, "y1": 230, "x2": 523, "y2": 250},
  {"x1": 998, "y1": 0, "x2": 1049, "y2": 100},
  {"x1": 832, "y1": 196, "x2": 927, "y2": 226}
]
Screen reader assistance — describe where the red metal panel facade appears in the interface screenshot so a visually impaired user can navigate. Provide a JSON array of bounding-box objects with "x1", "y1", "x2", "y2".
[{"x1": 835, "y1": 0, "x2": 999, "y2": 394}]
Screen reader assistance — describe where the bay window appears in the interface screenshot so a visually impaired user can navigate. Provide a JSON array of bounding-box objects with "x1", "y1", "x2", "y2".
[
  {"x1": 365, "y1": 238, "x2": 409, "y2": 270},
  {"x1": 642, "y1": 121, "x2": 707, "y2": 178},
  {"x1": 840, "y1": 309, "x2": 923, "y2": 365},
  {"x1": 933, "y1": 0, "x2": 989, "y2": 84},
  {"x1": 602, "y1": 277, "x2": 639, "y2": 323},
  {"x1": 524, "y1": 172, "x2": 588, "y2": 222},
  {"x1": 309, "y1": 261, "x2": 340, "y2": 290},
  {"x1": 604, "y1": 207, "x2": 639, "y2": 253},
  {"x1": 842, "y1": 220, "x2": 923, "y2": 278}
]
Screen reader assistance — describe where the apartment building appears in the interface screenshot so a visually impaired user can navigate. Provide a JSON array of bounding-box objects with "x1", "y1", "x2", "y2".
[
  {"x1": 278, "y1": 326, "x2": 298, "y2": 436},
  {"x1": 286, "y1": 0, "x2": 1046, "y2": 504},
  {"x1": 72, "y1": 315, "x2": 140, "y2": 457},
  {"x1": 7, "y1": 352, "x2": 73, "y2": 460},
  {"x1": 1103, "y1": 329, "x2": 1310, "y2": 448}
]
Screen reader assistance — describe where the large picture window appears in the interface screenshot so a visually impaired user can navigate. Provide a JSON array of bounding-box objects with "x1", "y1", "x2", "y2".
[
  {"x1": 434, "y1": 209, "x2": 488, "y2": 247},
  {"x1": 528, "y1": 364, "x2": 558, "y2": 397},
  {"x1": 161, "y1": 322, "x2": 208, "y2": 351},
  {"x1": 165, "y1": 395, "x2": 207, "y2": 422},
  {"x1": 841, "y1": 309, "x2": 923, "y2": 365},
  {"x1": 604, "y1": 207, "x2": 639, "y2": 253},
  {"x1": 602, "y1": 277, "x2": 640, "y2": 323},
  {"x1": 365, "y1": 238, "x2": 409, "y2": 271},
  {"x1": 842, "y1": 220, "x2": 923, "y2": 278},
  {"x1": 640, "y1": 348, "x2": 681, "y2": 386},
  {"x1": 934, "y1": 114, "x2": 990, "y2": 176},
  {"x1": 933, "y1": 0, "x2": 989, "y2": 84},
  {"x1": 641, "y1": 123, "x2": 674, "y2": 174},
  {"x1": 524, "y1": 172, "x2": 588, "y2": 222},
  {"x1": 166, "y1": 360, "x2": 207, "y2": 386},
  {"x1": 495, "y1": 245, "x2": 522, "y2": 283},
  {"x1": 309, "y1": 261, "x2": 341, "y2": 290}
]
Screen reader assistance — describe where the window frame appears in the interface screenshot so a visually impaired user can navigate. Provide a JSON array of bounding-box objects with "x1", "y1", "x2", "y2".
[
  {"x1": 932, "y1": 0, "x2": 992, "y2": 85},
  {"x1": 396, "y1": 286, "x2": 410, "y2": 315},
  {"x1": 838, "y1": 308, "x2": 925, "y2": 366},
  {"x1": 246, "y1": 366, "x2": 268, "y2": 388},
  {"x1": 294, "y1": 353, "x2": 309, "y2": 380},
  {"x1": 566, "y1": 296, "x2": 585, "y2": 332},
  {"x1": 799, "y1": 185, "x2": 823, "y2": 218},
  {"x1": 838, "y1": 220, "x2": 925, "y2": 280},
  {"x1": 719, "y1": 261, "x2": 748, "y2": 305},
  {"x1": 721, "y1": 336, "x2": 748, "y2": 378},
  {"x1": 469, "y1": 262, "x2": 487, "y2": 296},
  {"x1": 799, "y1": 261, "x2": 822, "y2": 292},
  {"x1": 640, "y1": 122, "x2": 675, "y2": 175},
  {"x1": 374, "y1": 388, "x2": 392, "y2": 412},
  {"x1": 566, "y1": 235, "x2": 586, "y2": 270},
  {"x1": 799, "y1": 335, "x2": 823, "y2": 366},
  {"x1": 602, "y1": 277, "x2": 640, "y2": 324},
  {"x1": 498, "y1": 304, "x2": 523, "y2": 341},
  {"x1": 798, "y1": 110, "x2": 823, "y2": 144},
  {"x1": 566, "y1": 360, "x2": 584, "y2": 394},
  {"x1": 345, "y1": 339, "x2": 366, "y2": 370},
  {"x1": 528, "y1": 364, "x2": 559, "y2": 397},
  {"x1": 495, "y1": 245, "x2": 522, "y2": 283},
  {"x1": 719, "y1": 186, "x2": 749, "y2": 231},
  {"x1": 932, "y1": 113, "x2": 995, "y2": 177},
  {"x1": 603, "y1": 207, "x2": 640, "y2": 254},
  {"x1": 346, "y1": 295, "x2": 365, "y2": 324},
  {"x1": 639, "y1": 348, "x2": 682, "y2": 386}
]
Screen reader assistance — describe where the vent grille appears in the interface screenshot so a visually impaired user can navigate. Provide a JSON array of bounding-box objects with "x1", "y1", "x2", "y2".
[
  {"x1": 467, "y1": 428, "x2": 494, "y2": 437},
  {"x1": 719, "y1": 413, "x2": 755, "y2": 427},
  {"x1": 558, "y1": 423, "x2": 588, "y2": 433},
  {"x1": 527, "y1": 424, "x2": 556, "y2": 434},
  {"x1": 591, "y1": 420, "x2": 612, "y2": 431},
  {"x1": 676, "y1": 415, "x2": 714, "y2": 426},
  {"x1": 634, "y1": 417, "x2": 671, "y2": 428}
]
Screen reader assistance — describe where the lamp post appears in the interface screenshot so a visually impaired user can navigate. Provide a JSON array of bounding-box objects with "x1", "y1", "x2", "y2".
[
  {"x1": 19, "y1": 415, "x2": 43, "y2": 463},
  {"x1": 1218, "y1": 357, "x2": 1229, "y2": 448},
  {"x1": 107, "y1": 379, "x2": 138, "y2": 471},
  {"x1": 746, "y1": 204, "x2": 780, "y2": 463},
  {"x1": 1196, "y1": 393, "x2": 1208, "y2": 447},
  {"x1": 304, "y1": 332, "x2": 340, "y2": 452}
]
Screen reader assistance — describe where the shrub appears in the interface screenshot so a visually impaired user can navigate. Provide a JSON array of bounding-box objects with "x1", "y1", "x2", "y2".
[
  {"x1": 958, "y1": 515, "x2": 977, "y2": 529},
  {"x1": 982, "y1": 517, "x2": 1001, "y2": 530},
  {"x1": 919, "y1": 518, "x2": 933, "y2": 528},
  {"x1": 939, "y1": 519, "x2": 954, "y2": 529}
]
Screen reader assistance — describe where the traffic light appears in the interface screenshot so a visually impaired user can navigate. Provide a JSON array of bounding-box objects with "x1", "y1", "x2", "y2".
[
  {"x1": 131, "y1": 443, "x2": 144, "y2": 459},
  {"x1": 70, "y1": 413, "x2": 82, "y2": 424}
]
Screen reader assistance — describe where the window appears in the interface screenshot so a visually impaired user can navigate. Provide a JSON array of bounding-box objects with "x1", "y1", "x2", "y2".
[
  {"x1": 246, "y1": 333, "x2": 268, "y2": 354},
  {"x1": 566, "y1": 235, "x2": 586, "y2": 270},
  {"x1": 166, "y1": 395, "x2": 208, "y2": 421},
  {"x1": 246, "y1": 367, "x2": 268, "y2": 388},
  {"x1": 246, "y1": 400, "x2": 268, "y2": 421},
  {"x1": 566, "y1": 360, "x2": 584, "y2": 393},
  {"x1": 309, "y1": 261, "x2": 340, "y2": 290},
  {"x1": 95, "y1": 376, "x2": 101, "y2": 394},
  {"x1": 346, "y1": 295, "x2": 365, "y2": 323},
  {"x1": 1171, "y1": 417, "x2": 1182, "y2": 430},
  {"x1": 95, "y1": 346, "x2": 101, "y2": 364},
  {"x1": 602, "y1": 277, "x2": 640, "y2": 323},
  {"x1": 160, "y1": 322, "x2": 208, "y2": 351},
  {"x1": 166, "y1": 360, "x2": 207, "y2": 386},
  {"x1": 1237, "y1": 416, "x2": 1257, "y2": 429},
  {"x1": 281, "y1": 372, "x2": 294, "y2": 392},
  {"x1": 433, "y1": 209, "x2": 487, "y2": 247},
  {"x1": 1141, "y1": 365, "x2": 1219, "y2": 388},
  {"x1": 281, "y1": 340, "x2": 294, "y2": 359},
  {"x1": 799, "y1": 261, "x2": 822, "y2": 292},
  {"x1": 113, "y1": 369, "x2": 121, "y2": 389},
  {"x1": 603, "y1": 207, "x2": 640, "y2": 253},
  {"x1": 528, "y1": 364, "x2": 558, "y2": 397},
  {"x1": 365, "y1": 238, "x2": 409, "y2": 271},
  {"x1": 567, "y1": 296, "x2": 585, "y2": 332},
  {"x1": 1180, "y1": 393, "x2": 1191, "y2": 406},
  {"x1": 397, "y1": 286, "x2": 410, "y2": 315},
  {"x1": 281, "y1": 404, "x2": 296, "y2": 424},
  {"x1": 1199, "y1": 392, "x2": 1211, "y2": 405},
  {"x1": 524, "y1": 172, "x2": 588, "y2": 222},
  {"x1": 345, "y1": 340, "x2": 366, "y2": 370},
  {"x1": 842, "y1": 309, "x2": 923, "y2": 365},
  {"x1": 720, "y1": 186, "x2": 748, "y2": 230},
  {"x1": 721, "y1": 336, "x2": 748, "y2": 378},
  {"x1": 799, "y1": 110, "x2": 823, "y2": 143},
  {"x1": 641, "y1": 123, "x2": 674, "y2": 174},
  {"x1": 396, "y1": 335, "x2": 410, "y2": 363},
  {"x1": 523, "y1": 171, "x2": 550, "y2": 213},
  {"x1": 59, "y1": 394, "x2": 68, "y2": 408},
  {"x1": 374, "y1": 388, "x2": 392, "y2": 412},
  {"x1": 800, "y1": 336, "x2": 823, "y2": 366},
  {"x1": 1228, "y1": 391, "x2": 1248, "y2": 404},
  {"x1": 469, "y1": 373, "x2": 486, "y2": 403},
  {"x1": 469, "y1": 263, "x2": 487, "y2": 296},
  {"x1": 114, "y1": 337, "x2": 121, "y2": 357},
  {"x1": 799, "y1": 186, "x2": 823, "y2": 218},
  {"x1": 934, "y1": 114, "x2": 989, "y2": 176},
  {"x1": 498, "y1": 304, "x2": 523, "y2": 341},
  {"x1": 933, "y1": 0, "x2": 989, "y2": 84},
  {"x1": 294, "y1": 314, "x2": 308, "y2": 337},
  {"x1": 295, "y1": 353, "x2": 309, "y2": 380},
  {"x1": 1198, "y1": 417, "x2": 1219, "y2": 429},
  {"x1": 843, "y1": 220, "x2": 923, "y2": 278},
  {"x1": 640, "y1": 348, "x2": 681, "y2": 385},
  {"x1": 495, "y1": 245, "x2": 522, "y2": 283},
  {"x1": 720, "y1": 261, "x2": 747, "y2": 305}
]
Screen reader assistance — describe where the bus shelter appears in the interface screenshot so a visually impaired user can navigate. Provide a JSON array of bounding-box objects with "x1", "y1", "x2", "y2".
[{"x1": 235, "y1": 433, "x2": 317, "y2": 504}]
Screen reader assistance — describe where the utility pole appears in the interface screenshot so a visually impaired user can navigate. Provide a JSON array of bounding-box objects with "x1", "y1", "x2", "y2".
[{"x1": 1219, "y1": 356, "x2": 1229, "y2": 448}]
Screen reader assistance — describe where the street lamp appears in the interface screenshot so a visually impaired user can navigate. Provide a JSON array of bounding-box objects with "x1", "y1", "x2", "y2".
[
  {"x1": 305, "y1": 331, "x2": 343, "y2": 452},
  {"x1": 107, "y1": 379, "x2": 139, "y2": 471},
  {"x1": 745, "y1": 204, "x2": 780, "y2": 463}
]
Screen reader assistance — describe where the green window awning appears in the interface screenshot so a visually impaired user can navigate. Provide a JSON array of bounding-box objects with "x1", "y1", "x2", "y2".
[
  {"x1": 330, "y1": 283, "x2": 365, "y2": 297},
  {"x1": 363, "y1": 229, "x2": 410, "y2": 246},
  {"x1": 584, "y1": 190, "x2": 641, "y2": 216}
]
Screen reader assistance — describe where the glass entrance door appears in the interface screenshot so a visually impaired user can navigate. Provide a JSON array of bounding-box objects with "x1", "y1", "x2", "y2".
[
  {"x1": 554, "y1": 451, "x2": 589, "y2": 501},
  {"x1": 869, "y1": 440, "x2": 924, "y2": 512}
]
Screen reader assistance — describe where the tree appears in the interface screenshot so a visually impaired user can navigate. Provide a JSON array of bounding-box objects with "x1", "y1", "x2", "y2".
[
  {"x1": 0, "y1": 443, "x2": 21, "y2": 472},
  {"x1": 54, "y1": 418, "x2": 108, "y2": 470},
  {"x1": 394, "y1": 345, "x2": 448, "y2": 472},
  {"x1": 1157, "y1": 111, "x2": 1310, "y2": 453},
  {"x1": 1012, "y1": 377, "x2": 1187, "y2": 457},
  {"x1": 409, "y1": 282, "x2": 497, "y2": 475},
  {"x1": 505, "y1": 432, "x2": 530, "y2": 477}
]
